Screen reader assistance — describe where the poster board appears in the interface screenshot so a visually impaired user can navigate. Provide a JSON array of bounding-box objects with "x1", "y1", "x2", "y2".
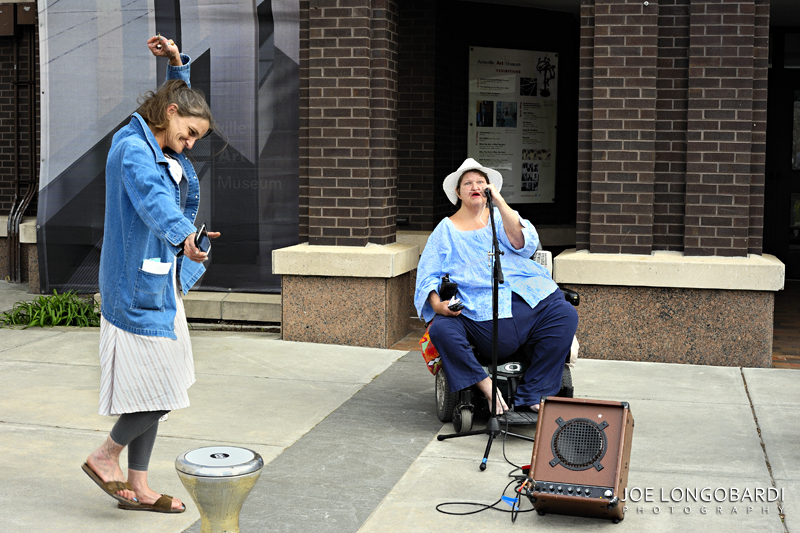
[
  {"x1": 468, "y1": 46, "x2": 558, "y2": 204},
  {"x1": 37, "y1": 0, "x2": 299, "y2": 294}
]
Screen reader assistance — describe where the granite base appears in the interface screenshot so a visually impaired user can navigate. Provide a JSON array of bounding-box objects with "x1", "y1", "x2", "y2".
[
  {"x1": 282, "y1": 273, "x2": 413, "y2": 349},
  {"x1": 0, "y1": 239, "x2": 39, "y2": 293},
  {"x1": 563, "y1": 284, "x2": 774, "y2": 368},
  {"x1": 24, "y1": 243, "x2": 39, "y2": 293},
  {"x1": 0, "y1": 239, "x2": 6, "y2": 278}
]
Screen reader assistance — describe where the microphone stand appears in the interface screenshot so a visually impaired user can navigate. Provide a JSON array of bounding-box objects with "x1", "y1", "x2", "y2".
[{"x1": 436, "y1": 189, "x2": 535, "y2": 471}]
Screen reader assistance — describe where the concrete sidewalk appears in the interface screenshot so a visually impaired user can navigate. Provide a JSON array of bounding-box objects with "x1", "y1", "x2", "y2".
[
  {"x1": 0, "y1": 280, "x2": 38, "y2": 315},
  {"x1": 0, "y1": 323, "x2": 797, "y2": 532}
]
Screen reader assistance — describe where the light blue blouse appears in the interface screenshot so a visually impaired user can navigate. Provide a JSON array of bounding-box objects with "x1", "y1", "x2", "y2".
[{"x1": 414, "y1": 207, "x2": 558, "y2": 323}]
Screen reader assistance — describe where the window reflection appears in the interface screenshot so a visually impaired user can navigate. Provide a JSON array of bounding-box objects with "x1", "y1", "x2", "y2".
[
  {"x1": 787, "y1": 34, "x2": 800, "y2": 69},
  {"x1": 794, "y1": 91, "x2": 800, "y2": 170},
  {"x1": 792, "y1": 194, "x2": 800, "y2": 251}
]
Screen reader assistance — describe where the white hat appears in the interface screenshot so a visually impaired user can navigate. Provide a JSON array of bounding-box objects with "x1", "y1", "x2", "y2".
[{"x1": 443, "y1": 158, "x2": 503, "y2": 205}]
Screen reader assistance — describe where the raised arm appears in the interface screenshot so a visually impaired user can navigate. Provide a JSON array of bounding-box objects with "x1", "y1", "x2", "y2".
[
  {"x1": 484, "y1": 182, "x2": 525, "y2": 249},
  {"x1": 147, "y1": 34, "x2": 182, "y2": 66},
  {"x1": 146, "y1": 35, "x2": 192, "y2": 86}
]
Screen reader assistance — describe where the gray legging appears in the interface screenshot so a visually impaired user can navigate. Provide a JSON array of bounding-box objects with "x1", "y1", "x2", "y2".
[{"x1": 109, "y1": 411, "x2": 169, "y2": 471}]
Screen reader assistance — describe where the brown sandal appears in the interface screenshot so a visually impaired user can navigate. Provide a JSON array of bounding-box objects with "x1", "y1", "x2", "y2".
[
  {"x1": 118, "y1": 494, "x2": 186, "y2": 513},
  {"x1": 82, "y1": 462, "x2": 139, "y2": 506}
]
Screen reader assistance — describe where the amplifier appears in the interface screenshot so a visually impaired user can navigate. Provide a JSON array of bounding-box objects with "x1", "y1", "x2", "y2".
[{"x1": 528, "y1": 397, "x2": 634, "y2": 522}]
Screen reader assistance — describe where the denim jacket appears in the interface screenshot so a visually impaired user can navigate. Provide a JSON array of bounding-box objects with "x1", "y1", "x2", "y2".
[{"x1": 99, "y1": 54, "x2": 206, "y2": 339}]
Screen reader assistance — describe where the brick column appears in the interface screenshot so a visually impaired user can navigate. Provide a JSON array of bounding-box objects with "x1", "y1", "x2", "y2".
[
  {"x1": 578, "y1": 0, "x2": 768, "y2": 255},
  {"x1": 576, "y1": 2, "x2": 595, "y2": 251},
  {"x1": 684, "y1": 0, "x2": 757, "y2": 257},
  {"x1": 653, "y1": 0, "x2": 689, "y2": 251},
  {"x1": 750, "y1": 0, "x2": 769, "y2": 255},
  {"x1": 368, "y1": 2, "x2": 399, "y2": 244},
  {"x1": 589, "y1": 0, "x2": 658, "y2": 254},
  {"x1": 564, "y1": 0, "x2": 780, "y2": 368},
  {"x1": 305, "y1": 0, "x2": 398, "y2": 246},
  {"x1": 281, "y1": 2, "x2": 411, "y2": 349},
  {"x1": 299, "y1": 1, "x2": 310, "y2": 242}
]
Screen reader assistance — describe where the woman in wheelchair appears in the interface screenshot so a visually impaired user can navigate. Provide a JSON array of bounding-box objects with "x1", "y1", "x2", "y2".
[{"x1": 415, "y1": 158, "x2": 578, "y2": 416}]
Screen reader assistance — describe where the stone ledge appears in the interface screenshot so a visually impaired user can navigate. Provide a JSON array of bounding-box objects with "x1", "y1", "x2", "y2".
[
  {"x1": 272, "y1": 242, "x2": 419, "y2": 278},
  {"x1": 396, "y1": 231, "x2": 430, "y2": 256},
  {"x1": 397, "y1": 225, "x2": 576, "y2": 256},
  {"x1": 554, "y1": 249, "x2": 785, "y2": 291},
  {"x1": 98, "y1": 291, "x2": 282, "y2": 323},
  {"x1": 181, "y1": 291, "x2": 229, "y2": 320},
  {"x1": 221, "y1": 292, "x2": 281, "y2": 322},
  {"x1": 183, "y1": 292, "x2": 281, "y2": 322},
  {"x1": 0, "y1": 216, "x2": 37, "y2": 243}
]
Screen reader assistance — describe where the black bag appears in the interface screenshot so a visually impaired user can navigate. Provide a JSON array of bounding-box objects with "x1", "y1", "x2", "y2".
[{"x1": 438, "y1": 274, "x2": 458, "y2": 301}]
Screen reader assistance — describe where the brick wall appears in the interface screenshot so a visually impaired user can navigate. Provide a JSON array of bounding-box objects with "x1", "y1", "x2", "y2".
[
  {"x1": 302, "y1": 0, "x2": 398, "y2": 246},
  {"x1": 0, "y1": 17, "x2": 39, "y2": 217},
  {"x1": 299, "y1": 0, "x2": 310, "y2": 242},
  {"x1": 685, "y1": 0, "x2": 758, "y2": 257},
  {"x1": 577, "y1": 0, "x2": 769, "y2": 257},
  {"x1": 368, "y1": 1, "x2": 399, "y2": 243},
  {"x1": 751, "y1": 0, "x2": 769, "y2": 255},
  {"x1": 654, "y1": 0, "x2": 689, "y2": 250},
  {"x1": 390, "y1": 0, "x2": 457, "y2": 232},
  {"x1": 397, "y1": 2, "x2": 436, "y2": 231},
  {"x1": 589, "y1": 0, "x2": 658, "y2": 255},
  {"x1": 576, "y1": 3, "x2": 595, "y2": 251}
]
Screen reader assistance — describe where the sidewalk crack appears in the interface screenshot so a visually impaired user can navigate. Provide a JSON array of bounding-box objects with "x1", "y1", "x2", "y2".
[{"x1": 741, "y1": 368, "x2": 788, "y2": 532}]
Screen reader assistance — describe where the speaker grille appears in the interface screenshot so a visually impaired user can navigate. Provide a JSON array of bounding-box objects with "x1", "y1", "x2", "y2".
[{"x1": 551, "y1": 418, "x2": 607, "y2": 471}]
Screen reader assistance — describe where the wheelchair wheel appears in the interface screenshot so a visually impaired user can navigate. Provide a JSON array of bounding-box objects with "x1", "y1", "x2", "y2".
[
  {"x1": 558, "y1": 364, "x2": 574, "y2": 398},
  {"x1": 435, "y1": 370, "x2": 458, "y2": 422},
  {"x1": 453, "y1": 405, "x2": 473, "y2": 433}
]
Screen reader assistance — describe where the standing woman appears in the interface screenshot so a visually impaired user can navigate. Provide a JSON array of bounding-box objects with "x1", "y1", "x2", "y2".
[{"x1": 82, "y1": 35, "x2": 219, "y2": 513}]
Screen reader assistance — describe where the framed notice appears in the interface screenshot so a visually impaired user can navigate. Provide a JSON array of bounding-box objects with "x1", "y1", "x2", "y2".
[
  {"x1": 468, "y1": 46, "x2": 558, "y2": 204},
  {"x1": 793, "y1": 90, "x2": 800, "y2": 170}
]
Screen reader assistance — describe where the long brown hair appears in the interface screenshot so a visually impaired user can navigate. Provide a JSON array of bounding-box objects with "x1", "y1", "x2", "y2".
[{"x1": 137, "y1": 79, "x2": 217, "y2": 136}]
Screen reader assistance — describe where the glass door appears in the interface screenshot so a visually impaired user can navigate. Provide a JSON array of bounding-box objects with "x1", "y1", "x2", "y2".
[{"x1": 765, "y1": 30, "x2": 800, "y2": 279}]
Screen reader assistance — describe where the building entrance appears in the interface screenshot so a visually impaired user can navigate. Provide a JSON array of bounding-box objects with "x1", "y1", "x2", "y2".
[{"x1": 765, "y1": 30, "x2": 800, "y2": 279}]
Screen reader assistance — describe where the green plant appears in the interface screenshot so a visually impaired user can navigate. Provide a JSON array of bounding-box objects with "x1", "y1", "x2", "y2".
[{"x1": 0, "y1": 290, "x2": 101, "y2": 328}]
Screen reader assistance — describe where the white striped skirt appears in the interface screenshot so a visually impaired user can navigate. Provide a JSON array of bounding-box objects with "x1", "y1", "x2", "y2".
[{"x1": 98, "y1": 270, "x2": 196, "y2": 417}]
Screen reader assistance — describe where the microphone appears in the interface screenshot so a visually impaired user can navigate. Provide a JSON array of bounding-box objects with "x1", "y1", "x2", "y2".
[{"x1": 484, "y1": 188, "x2": 495, "y2": 210}]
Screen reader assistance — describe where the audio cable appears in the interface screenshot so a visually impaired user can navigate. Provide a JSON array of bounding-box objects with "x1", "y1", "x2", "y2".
[{"x1": 435, "y1": 417, "x2": 538, "y2": 522}]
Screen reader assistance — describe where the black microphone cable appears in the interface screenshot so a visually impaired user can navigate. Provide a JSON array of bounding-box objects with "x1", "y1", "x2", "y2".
[
  {"x1": 434, "y1": 416, "x2": 537, "y2": 522},
  {"x1": 434, "y1": 477, "x2": 536, "y2": 521}
]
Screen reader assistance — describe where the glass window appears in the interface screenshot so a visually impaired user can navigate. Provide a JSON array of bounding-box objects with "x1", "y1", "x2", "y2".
[
  {"x1": 794, "y1": 91, "x2": 800, "y2": 170},
  {"x1": 792, "y1": 194, "x2": 800, "y2": 251},
  {"x1": 787, "y1": 34, "x2": 800, "y2": 69}
]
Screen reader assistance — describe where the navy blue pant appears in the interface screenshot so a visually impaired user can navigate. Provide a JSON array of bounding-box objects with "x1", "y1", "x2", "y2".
[{"x1": 428, "y1": 290, "x2": 578, "y2": 407}]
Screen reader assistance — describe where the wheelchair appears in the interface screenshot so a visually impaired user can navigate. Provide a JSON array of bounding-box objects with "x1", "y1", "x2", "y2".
[
  {"x1": 435, "y1": 355, "x2": 575, "y2": 433},
  {"x1": 433, "y1": 249, "x2": 579, "y2": 433}
]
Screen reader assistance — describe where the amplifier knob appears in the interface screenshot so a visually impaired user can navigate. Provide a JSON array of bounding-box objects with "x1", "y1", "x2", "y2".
[
  {"x1": 567, "y1": 486, "x2": 573, "y2": 493},
  {"x1": 584, "y1": 488, "x2": 591, "y2": 495}
]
